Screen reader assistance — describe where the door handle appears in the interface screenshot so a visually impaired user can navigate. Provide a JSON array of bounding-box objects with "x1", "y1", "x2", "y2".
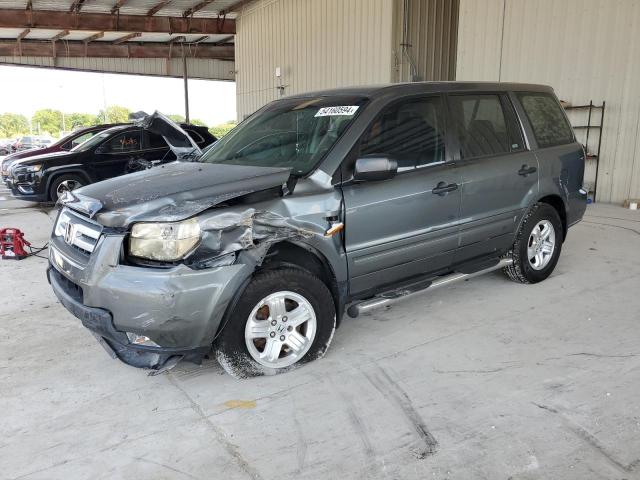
[
  {"x1": 432, "y1": 181, "x2": 459, "y2": 196},
  {"x1": 518, "y1": 164, "x2": 537, "y2": 176}
]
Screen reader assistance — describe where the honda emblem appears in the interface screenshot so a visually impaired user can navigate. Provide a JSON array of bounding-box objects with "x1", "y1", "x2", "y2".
[{"x1": 64, "y1": 222, "x2": 76, "y2": 245}]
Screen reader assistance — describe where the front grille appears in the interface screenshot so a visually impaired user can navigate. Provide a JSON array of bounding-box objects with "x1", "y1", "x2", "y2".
[{"x1": 54, "y1": 208, "x2": 103, "y2": 255}]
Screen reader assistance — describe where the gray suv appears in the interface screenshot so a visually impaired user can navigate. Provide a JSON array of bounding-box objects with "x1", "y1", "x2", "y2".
[{"x1": 48, "y1": 82, "x2": 587, "y2": 377}]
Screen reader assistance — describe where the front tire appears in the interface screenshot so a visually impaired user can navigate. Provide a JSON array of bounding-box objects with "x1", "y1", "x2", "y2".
[
  {"x1": 215, "y1": 268, "x2": 336, "y2": 378},
  {"x1": 49, "y1": 174, "x2": 86, "y2": 202},
  {"x1": 504, "y1": 203, "x2": 563, "y2": 284}
]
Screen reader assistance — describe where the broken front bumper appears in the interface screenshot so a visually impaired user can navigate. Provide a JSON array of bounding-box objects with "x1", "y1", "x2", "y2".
[{"x1": 48, "y1": 233, "x2": 252, "y2": 369}]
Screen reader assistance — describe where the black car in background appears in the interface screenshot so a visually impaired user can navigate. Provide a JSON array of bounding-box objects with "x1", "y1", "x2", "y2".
[
  {"x1": 1, "y1": 124, "x2": 125, "y2": 183},
  {"x1": 7, "y1": 114, "x2": 216, "y2": 202}
]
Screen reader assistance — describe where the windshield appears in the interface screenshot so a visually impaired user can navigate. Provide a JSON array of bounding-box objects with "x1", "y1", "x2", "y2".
[
  {"x1": 71, "y1": 128, "x2": 125, "y2": 152},
  {"x1": 199, "y1": 96, "x2": 367, "y2": 175}
]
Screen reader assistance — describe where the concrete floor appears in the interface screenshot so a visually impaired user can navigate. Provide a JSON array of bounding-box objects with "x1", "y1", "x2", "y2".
[{"x1": 1, "y1": 192, "x2": 640, "y2": 480}]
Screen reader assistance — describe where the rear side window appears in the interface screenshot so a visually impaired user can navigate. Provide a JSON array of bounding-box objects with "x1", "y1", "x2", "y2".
[
  {"x1": 449, "y1": 94, "x2": 524, "y2": 158},
  {"x1": 517, "y1": 92, "x2": 574, "y2": 148},
  {"x1": 359, "y1": 96, "x2": 446, "y2": 170}
]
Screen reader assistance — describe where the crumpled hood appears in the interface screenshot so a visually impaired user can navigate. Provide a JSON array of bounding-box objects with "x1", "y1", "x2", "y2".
[
  {"x1": 61, "y1": 161, "x2": 291, "y2": 228},
  {"x1": 130, "y1": 110, "x2": 202, "y2": 160}
]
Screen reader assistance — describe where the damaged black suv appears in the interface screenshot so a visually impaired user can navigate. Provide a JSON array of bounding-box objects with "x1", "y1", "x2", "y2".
[{"x1": 48, "y1": 83, "x2": 587, "y2": 377}]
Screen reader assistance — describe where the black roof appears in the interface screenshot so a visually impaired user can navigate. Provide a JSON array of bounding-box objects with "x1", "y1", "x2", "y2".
[{"x1": 288, "y1": 81, "x2": 554, "y2": 100}]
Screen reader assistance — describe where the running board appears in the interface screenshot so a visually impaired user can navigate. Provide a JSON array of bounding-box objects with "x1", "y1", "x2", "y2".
[{"x1": 346, "y1": 257, "x2": 514, "y2": 318}]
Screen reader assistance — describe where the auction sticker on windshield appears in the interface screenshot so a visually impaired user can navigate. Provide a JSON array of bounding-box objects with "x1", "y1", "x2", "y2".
[{"x1": 315, "y1": 106, "x2": 359, "y2": 117}]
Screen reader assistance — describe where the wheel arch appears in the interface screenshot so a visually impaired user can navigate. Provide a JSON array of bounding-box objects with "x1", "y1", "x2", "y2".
[
  {"x1": 536, "y1": 194, "x2": 567, "y2": 240},
  {"x1": 45, "y1": 168, "x2": 92, "y2": 200},
  {"x1": 258, "y1": 241, "x2": 345, "y2": 325},
  {"x1": 213, "y1": 240, "x2": 346, "y2": 341}
]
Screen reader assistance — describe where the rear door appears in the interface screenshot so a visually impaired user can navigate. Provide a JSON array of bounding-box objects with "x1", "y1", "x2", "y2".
[
  {"x1": 448, "y1": 93, "x2": 539, "y2": 264},
  {"x1": 342, "y1": 94, "x2": 462, "y2": 295}
]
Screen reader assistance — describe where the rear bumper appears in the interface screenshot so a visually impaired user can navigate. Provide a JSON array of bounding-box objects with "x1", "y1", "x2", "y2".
[{"x1": 567, "y1": 187, "x2": 588, "y2": 228}]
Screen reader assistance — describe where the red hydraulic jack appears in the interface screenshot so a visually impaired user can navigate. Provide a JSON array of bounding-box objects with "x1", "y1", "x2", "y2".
[{"x1": 0, "y1": 228, "x2": 31, "y2": 260}]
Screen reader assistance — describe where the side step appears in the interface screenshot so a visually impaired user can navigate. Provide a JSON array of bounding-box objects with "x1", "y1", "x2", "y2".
[{"x1": 346, "y1": 257, "x2": 513, "y2": 318}]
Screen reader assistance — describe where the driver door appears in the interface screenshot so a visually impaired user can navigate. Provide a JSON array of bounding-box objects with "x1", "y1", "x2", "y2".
[
  {"x1": 92, "y1": 129, "x2": 142, "y2": 180},
  {"x1": 341, "y1": 95, "x2": 462, "y2": 295}
]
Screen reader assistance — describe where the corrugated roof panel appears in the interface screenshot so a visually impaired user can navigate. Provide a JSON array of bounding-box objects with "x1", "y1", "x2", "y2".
[
  {"x1": 0, "y1": 55, "x2": 234, "y2": 80},
  {"x1": 0, "y1": 0, "x2": 237, "y2": 17},
  {"x1": 0, "y1": 28, "x2": 24, "y2": 39}
]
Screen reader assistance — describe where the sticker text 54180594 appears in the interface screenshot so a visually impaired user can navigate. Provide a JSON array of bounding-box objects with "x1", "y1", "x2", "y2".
[{"x1": 315, "y1": 106, "x2": 359, "y2": 117}]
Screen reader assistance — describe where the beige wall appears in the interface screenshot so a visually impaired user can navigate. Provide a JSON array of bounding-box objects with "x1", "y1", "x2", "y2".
[
  {"x1": 457, "y1": 0, "x2": 640, "y2": 203},
  {"x1": 392, "y1": 0, "x2": 459, "y2": 82},
  {"x1": 235, "y1": 0, "x2": 396, "y2": 119}
]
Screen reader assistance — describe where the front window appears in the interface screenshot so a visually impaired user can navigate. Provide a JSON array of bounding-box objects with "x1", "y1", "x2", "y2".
[
  {"x1": 199, "y1": 96, "x2": 367, "y2": 176},
  {"x1": 100, "y1": 131, "x2": 141, "y2": 153},
  {"x1": 358, "y1": 96, "x2": 446, "y2": 171},
  {"x1": 71, "y1": 130, "x2": 119, "y2": 152}
]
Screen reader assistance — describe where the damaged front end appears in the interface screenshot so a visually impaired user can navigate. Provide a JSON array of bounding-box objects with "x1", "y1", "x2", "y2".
[{"x1": 49, "y1": 161, "x2": 341, "y2": 372}]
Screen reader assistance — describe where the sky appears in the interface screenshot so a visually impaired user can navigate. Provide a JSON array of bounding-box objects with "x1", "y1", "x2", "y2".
[{"x1": 0, "y1": 65, "x2": 237, "y2": 126}]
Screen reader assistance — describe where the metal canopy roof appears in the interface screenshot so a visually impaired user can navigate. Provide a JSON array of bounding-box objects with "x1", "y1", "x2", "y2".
[{"x1": 0, "y1": 0, "x2": 252, "y2": 60}]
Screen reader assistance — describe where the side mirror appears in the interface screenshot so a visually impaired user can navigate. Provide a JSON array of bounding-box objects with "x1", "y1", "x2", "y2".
[{"x1": 353, "y1": 155, "x2": 398, "y2": 182}]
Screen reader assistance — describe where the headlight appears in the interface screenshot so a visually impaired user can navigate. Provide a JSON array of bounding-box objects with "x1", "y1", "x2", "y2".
[
  {"x1": 24, "y1": 164, "x2": 42, "y2": 173},
  {"x1": 129, "y1": 218, "x2": 201, "y2": 261}
]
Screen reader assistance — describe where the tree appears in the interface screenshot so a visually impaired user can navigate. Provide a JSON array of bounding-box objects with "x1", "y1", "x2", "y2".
[
  {"x1": 98, "y1": 105, "x2": 132, "y2": 124},
  {"x1": 67, "y1": 113, "x2": 99, "y2": 130},
  {"x1": 0, "y1": 113, "x2": 29, "y2": 138},
  {"x1": 32, "y1": 109, "x2": 63, "y2": 136},
  {"x1": 209, "y1": 121, "x2": 237, "y2": 139},
  {"x1": 167, "y1": 114, "x2": 185, "y2": 123},
  {"x1": 190, "y1": 118, "x2": 208, "y2": 127}
]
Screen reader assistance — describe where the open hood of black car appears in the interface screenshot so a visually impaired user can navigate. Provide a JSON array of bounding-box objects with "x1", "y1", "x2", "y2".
[
  {"x1": 130, "y1": 111, "x2": 202, "y2": 161},
  {"x1": 60, "y1": 161, "x2": 291, "y2": 228}
]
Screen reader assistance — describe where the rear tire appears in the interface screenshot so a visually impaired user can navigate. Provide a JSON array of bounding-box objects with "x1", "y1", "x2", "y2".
[
  {"x1": 49, "y1": 174, "x2": 86, "y2": 202},
  {"x1": 215, "y1": 268, "x2": 336, "y2": 378},
  {"x1": 504, "y1": 203, "x2": 563, "y2": 284}
]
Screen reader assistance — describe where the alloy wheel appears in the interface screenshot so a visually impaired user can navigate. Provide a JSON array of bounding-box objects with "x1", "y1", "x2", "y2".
[
  {"x1": 527, "y1": 220, "x2": 556, "y2": 270},
  {"x1": 56, "y1": 179, "x2": 83, "y2": 199},
  {"x1": 244, "y1": 291, "x2": 317, "y2": 368}
]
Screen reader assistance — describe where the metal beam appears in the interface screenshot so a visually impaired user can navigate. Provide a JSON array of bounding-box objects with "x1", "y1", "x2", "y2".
[
  {"x1": 113, "y1": 32, "x2": 141, "y2": 44},
  {"x1": 0, "y1": 9, "x2": 236, "y2": 34},
  {"x1": 213, "y1": 34, "x2": 234, "y2": 45},
  {"x1": 17, "y1": 28, "x2": 30, "y2": 41},
  {"x1": 84, "y1": 32, "x2": 104, "y2": 42},
  {"x1": 183, "y1": 0, "x2": 216, "y2": 17},
  {"x1": 0, "y1": 39, "x2": 234, "y2": 59},
  {"x1": 51, "y1": 30, "x2": 71, "y2": 41},
  {"x1": 69, "y1": 0, "x2": 87, "y2": 14},
  {"x1": 219, "y1": 0, "x2": 254, "y2": 15},
  {"x1": 147, "y1": 1, "x2": 172, "y2": 16},
  {"x1": 182, "y1": 44, "x2": 190, "y2": 123},
  {"x1": 110, "y1": 0, "x2": 129, "y2": 14}
]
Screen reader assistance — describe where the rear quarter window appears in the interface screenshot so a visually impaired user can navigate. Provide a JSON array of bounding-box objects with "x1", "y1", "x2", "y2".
[{"x1": 517, "y1": 92, "x2": 574, "y2": 148}]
